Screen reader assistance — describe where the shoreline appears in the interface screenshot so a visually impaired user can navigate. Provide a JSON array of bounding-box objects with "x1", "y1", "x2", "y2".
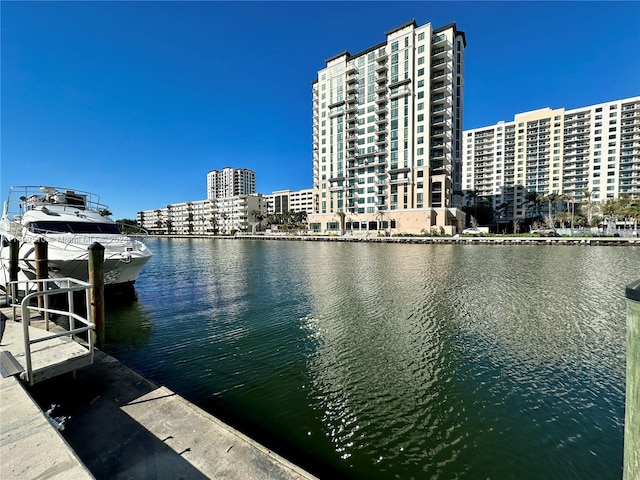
[{"x1": 148, "y1": 234, "x2": 640, "y2": 246}]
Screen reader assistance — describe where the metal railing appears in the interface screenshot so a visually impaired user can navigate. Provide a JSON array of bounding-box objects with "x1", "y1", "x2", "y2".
[{"x1": 6, "y1": 277, "x2": 95, "y2": 385}]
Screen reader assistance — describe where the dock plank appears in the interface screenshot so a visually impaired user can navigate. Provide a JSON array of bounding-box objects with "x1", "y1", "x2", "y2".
[{"x1": 0, "y1": 312, "x2": 92, "y2": 384}]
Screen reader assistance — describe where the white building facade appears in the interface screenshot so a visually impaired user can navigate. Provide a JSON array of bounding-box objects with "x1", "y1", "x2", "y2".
[
  {"x1": 137, "y1": 194, "x2": 266, "y2": 235},
  {"x1": 462, "y1": 96, "x2": 640, "y2": 220},
  {"x1": 309, "y1": 20, "x2": 467, "y2": 235},
  {"x1": 207, "y1": 167, "x2": 256, "y2": 200},
  {"x1": 265, "y1": 189, "x2": 314, "y2": 215}
]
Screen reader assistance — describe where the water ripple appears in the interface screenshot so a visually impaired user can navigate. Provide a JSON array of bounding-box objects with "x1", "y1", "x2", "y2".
[{"x1": 105, "y1": 240, "x2": 636, "y2": 480}]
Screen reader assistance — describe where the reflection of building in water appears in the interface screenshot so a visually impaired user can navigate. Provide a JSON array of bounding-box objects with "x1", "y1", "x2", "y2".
[
  {"x1": 310, "y1": 20, "x2": 467, "y2": 235},
  {"x1": 302, "y1": 243, "x2": 457, "y2": 458}
]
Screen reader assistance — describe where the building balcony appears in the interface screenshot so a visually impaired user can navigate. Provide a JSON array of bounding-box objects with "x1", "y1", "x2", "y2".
[
  {"x1": 430, "y1": 82, "x2": 452, "y2": 95},
  {"x1": 375, "y1": 116, "x2": 387, "y2": 125},
  {"x1": 431, "y1": 45, "x2": 449, "y2": 58},
  {"x1": 389, "y1": 177, "x2": 410, "y2": 185},
  {"x1": 375, "y1": 104, "x2": 387, "y2": 114},
  {"x1": 375, "y1": 62, "x2": 388, "y2": 73},
  {"x1": 431, "y1": 67, "x2": 451, "y2": 80},
  {"x1": 390, "y1": 88, "x2": 411, "y2": 100},
  {"x1": 376, "y1": 72, "x2": 388, "y2": 83}
]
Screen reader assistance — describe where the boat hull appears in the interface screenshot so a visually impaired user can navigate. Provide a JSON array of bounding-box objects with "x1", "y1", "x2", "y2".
[
  {"x1": 0, "y1": 237, "x2": 152, "y2": 289},
  {"x1": 0, "y1": 185, "x2": 153, "y2": 293}
]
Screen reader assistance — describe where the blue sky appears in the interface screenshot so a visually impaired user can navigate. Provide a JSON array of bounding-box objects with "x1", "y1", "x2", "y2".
[{"x1": 2, "y1": 1, "x2": 639, "y2": 219}]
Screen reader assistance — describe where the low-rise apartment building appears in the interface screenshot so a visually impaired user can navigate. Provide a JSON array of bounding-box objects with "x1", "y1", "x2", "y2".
[
  {"x1": 137, "y1": 194, "x2": 266, "y2": 235},
  {"x1": 265, "y1": 189, "x2": 314, "y2": 215}
]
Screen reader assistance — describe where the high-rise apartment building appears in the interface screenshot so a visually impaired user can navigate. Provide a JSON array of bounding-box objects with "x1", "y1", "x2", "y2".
[
  {"x1": 207, "y1": 167, "x2": 256, "y2": 200},
  {"x1": 462, "y1": 96, "x2": 640, "y2": 220},
  {"x1": 309, "y1": 20, "x2": 467, "y2": 235}
]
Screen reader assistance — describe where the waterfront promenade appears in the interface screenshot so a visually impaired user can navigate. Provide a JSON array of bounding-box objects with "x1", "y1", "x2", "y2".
[{"x1": 0, "y1": 313, "x2": 317, "y2": 480}]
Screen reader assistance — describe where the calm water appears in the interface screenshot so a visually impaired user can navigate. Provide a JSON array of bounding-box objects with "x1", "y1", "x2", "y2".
[{"x1": 105, "y1": 238, "x2": 638, "y2": 479}]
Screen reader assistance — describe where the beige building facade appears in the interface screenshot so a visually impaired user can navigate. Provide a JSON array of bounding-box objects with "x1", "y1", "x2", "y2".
[{"x1": 462, "y1": 96, "x2": 640, "y2": 220}]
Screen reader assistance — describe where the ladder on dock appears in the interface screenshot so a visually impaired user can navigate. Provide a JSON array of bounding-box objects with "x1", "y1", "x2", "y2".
[{"x1": 1, "y1": 278, "x2": 95, "y2": 385}]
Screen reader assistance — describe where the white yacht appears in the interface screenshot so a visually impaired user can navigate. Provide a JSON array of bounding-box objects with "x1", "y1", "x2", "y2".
[{"x1": 0, "y1": 186, "x2": 152, "y2": 290}]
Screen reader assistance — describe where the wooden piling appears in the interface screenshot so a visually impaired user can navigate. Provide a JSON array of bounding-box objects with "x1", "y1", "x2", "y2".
[
  {"x1": 625, "y1": 279, "x2": 640, "y2": 480},
  {"x1": 88, "y1": 242, "x2": 105, "y2": 348},
  {"x1": 8, "y1": 238, "x2": 19, "y2": 298},
  {"x1": 34, "y1": 239, "x2": 48, "y2": 308},
  {"x1": 88, "y1": 242, "x2": 105, "y2": 347}
]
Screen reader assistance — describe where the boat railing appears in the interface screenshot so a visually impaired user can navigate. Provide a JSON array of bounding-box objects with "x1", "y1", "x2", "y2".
[
  {"x1": 6, "y1": 219, "x2": 23, "y2": 237},
  {"x1": 4, "y1": 186, "x2": 110, "y2": 220},
  {"x1": 20, "y1": 230, "x2": 148, "y2": 253},
  {"x1": 116, "y1": 222, "x2": 150, "y2": 240},
  {"x1": 5, "y1": 277, "x2": 95, "y2": 386}
]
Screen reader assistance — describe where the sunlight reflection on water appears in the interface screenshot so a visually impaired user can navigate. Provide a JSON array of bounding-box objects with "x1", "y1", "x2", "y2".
[{"x1": 106, "y1": 239, "x2": 636, "y2": 479}]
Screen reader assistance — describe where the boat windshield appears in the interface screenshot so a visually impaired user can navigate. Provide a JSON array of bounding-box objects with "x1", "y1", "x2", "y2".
[{"x1": 28, "y1": 221, "x2": 122, "y2": 235}]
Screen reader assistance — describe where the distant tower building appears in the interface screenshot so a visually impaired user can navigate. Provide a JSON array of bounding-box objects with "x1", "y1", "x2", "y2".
[
  {"x1": 207, "y1": 167, "x2": 256, "y2": 199},
  {"x1": 310, "y1": 20, "x2": 467, "y2": 235}
]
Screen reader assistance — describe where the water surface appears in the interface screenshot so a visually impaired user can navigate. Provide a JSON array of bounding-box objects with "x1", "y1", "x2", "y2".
[{"x1": 106, "y1": 239, "x2": 637, "y2": 479}]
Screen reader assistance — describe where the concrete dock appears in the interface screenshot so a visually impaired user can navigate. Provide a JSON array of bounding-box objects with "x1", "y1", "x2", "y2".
[
  {"x1": 1, "y1": 312, "x2": 317, "y2": 480},
  {"x1": 0, "y1": 374, "x2": 94, "y2": 479}
]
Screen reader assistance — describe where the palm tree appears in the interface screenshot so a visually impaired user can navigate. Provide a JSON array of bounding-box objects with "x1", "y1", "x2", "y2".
[
  {"x1": 512, "y1": 218, "x2": 521, "y2": 235},
  {"x1": 601, "y1": 199, "x2": 619, "y2": 234},
  {"x1": 335, "y1": 212, "x2": 346, "y2": 235},
  {"x1": 561, "y1": 193, "x2": 575, "y2": 232},
  {"x1": 579, "y1": 189, "x2": 597, "y2": 225},
  {"x1": 465, "y1": 189, "x2": 480, "y2": 219},
  {"x1": 521, "y1": 190, "x2": 543, "y2": 218},
  {"x1": 209, "y1": 215, "x2": 219, "y2": 235},
  {"x1": 496, "y1": 201, "x2": 511, "y2": 233},
  {"x1": 541, "y1": 192, "x2": 561, "y2": 229},
  {"x1": 375, "y1": 209, "x2": 386, "y2": 232},
  {"x1": 290, "y1": 210, "x2": 308, "y2": 231},
  {"x1": 554, "y1": 211, "x2": 571, "y2": 228},
  {"x1": 624, "y1": 201, "x2": 640, "y2": 235}
]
